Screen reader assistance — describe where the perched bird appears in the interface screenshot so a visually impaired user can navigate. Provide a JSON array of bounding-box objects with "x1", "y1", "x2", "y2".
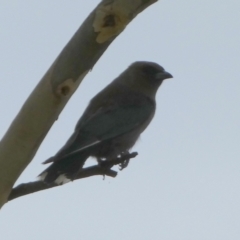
[{"x1": 39, "y1": 61, "x2": 172, "y2": 184}]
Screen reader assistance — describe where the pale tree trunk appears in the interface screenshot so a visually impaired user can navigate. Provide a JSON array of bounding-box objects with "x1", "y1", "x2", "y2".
[{"x1": 0, "y1": 0, "x2": 157, "y2": 208}]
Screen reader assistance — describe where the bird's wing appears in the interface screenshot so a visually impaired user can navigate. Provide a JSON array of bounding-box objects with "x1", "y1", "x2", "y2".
[
  {"x1": 54, "y1": 102, "x2": 155, "y2": 160},
  {"x1": 82, "y1": 104, "x2": 154, "y2": 141}
]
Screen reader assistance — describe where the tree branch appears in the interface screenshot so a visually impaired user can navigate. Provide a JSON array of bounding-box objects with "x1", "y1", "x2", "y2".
[
  {"x1": 0, "y1": 0, "x2": 157, "y2": 208},
  {"x1": 8, "y1": 152, "x2": 138, "y2": 201}
]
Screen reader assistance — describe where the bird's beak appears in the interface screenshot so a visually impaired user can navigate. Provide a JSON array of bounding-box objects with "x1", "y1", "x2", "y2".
[{"x1": 156, "y1": 71, "x2": 173, "y2": 80}]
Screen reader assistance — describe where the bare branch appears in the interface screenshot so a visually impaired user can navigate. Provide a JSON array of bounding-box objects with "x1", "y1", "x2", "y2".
[{"x1": 8, "y1": 152, "x2": 138, "y2": 201}]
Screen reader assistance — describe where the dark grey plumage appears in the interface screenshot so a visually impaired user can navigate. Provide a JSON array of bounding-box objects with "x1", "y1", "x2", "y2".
[{"x1": 39, "y1": 61, "x2": 172, "y2": 184}]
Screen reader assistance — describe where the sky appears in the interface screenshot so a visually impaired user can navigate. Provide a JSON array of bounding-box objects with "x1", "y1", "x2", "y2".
[{"x1": 0, "y1": 0, "x2": 240, "y2": 239}]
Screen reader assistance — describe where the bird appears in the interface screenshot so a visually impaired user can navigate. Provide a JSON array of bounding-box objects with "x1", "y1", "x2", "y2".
[{"x1": 39, "y1": 61, "x2": 173, "y2": 185}]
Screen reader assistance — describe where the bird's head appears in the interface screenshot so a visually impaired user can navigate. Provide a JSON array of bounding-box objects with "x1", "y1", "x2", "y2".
[{"x1": 119, "y1": 61, "x2": 173, "y2": 98}]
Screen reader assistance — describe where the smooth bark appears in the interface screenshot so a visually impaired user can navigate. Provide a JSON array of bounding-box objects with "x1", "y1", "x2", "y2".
[{"x1": 0, "y1": 0, "x2": 157, "y2": 208}]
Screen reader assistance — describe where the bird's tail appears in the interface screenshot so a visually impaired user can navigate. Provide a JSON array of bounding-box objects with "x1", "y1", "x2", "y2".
[{"x1": 38, "y1": 153, "x2": 89, "y2": 185}]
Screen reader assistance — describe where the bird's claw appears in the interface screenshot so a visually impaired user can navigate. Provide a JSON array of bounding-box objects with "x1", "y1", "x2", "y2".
[
  {"x1": 97, "y1": 151, "x2": 135, "y2": 171},
  {"x1": 119, "y1": 159, "x2": 130, "y2": 170},
  {"x1": 118, "y1": 151, "x2": 130, "y2": 170}
]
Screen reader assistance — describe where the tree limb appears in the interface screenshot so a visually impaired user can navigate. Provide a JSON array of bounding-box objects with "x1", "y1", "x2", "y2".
[
  {"x1": 0, "y1": 0, "x2": 157, "y2": 208},
  {"x1": 8, "y1": 152, "x2": 138, "y2": 201}
]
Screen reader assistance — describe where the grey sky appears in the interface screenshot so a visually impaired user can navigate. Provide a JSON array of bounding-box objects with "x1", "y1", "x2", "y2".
[{"x1": 1, "y1": 1, "x2": 240, "y2": 239}]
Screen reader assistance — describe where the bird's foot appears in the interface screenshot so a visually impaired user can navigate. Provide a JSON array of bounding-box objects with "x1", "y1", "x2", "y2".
[
  {"x1": 97, "y1": 152, "x2": 138, "y2": 170},
  {"x1": 117, "y1": 151, "x2": 129, "y2": 170},
  {"x1": 119, "y1": 159, "x2": 130, "y2": 170}
]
